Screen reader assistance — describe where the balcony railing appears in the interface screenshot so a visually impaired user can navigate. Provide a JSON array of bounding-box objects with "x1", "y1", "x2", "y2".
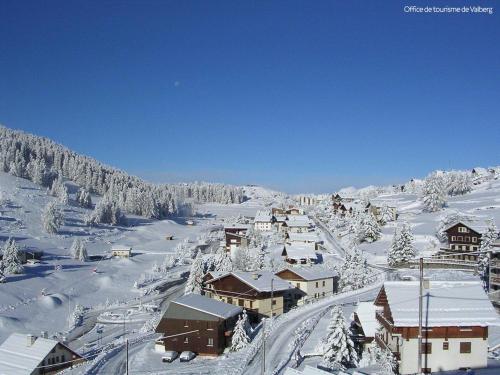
[{"x1": 375, "y1": 334, "x2": 400, "y2": 360}]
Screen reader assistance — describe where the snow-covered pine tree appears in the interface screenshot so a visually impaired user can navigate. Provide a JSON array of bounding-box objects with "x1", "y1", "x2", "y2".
[
  {"x1": 378, "y1": 205, "x2": 394, "y2": 225},
  {"x1": 2, "y1": 238, "x2": 24, "y2": 274},
  {"x1": 213, "y1": 246, "x2": 233, "y2": 272},
  {"x1": 478, "y1": 219, "x2": 498, "y2": 276},
  {"x1": 42, "y1": 201, "x2": 63, "y2": 234},
  {"x1": 185, "y1": 253, "x2": 204, "y2": 295},
  {"x1": 421, "y1": 172, "x2": 446, "y2": 212},
  {"x1": 339, "y1": 247, "x2": 372, "y2": 291},
  {"x1": 70, "y1": 238, "x2": 88, "y2": 262},
  {"x1": 0, "y1": 261, "x2": 6, "y2": 282},
  {"x1": 230, "y1": 310, "x2": 251, "y2": 351},
  {"x1": 76, "y1": 187, "x2": 92, "y2": 208},
  {"x1": 446, "y1": 171, "x2": 472, "y2": 196},
  {"x1": 320, "y1": 306, "x2": 358, "y2": 370},
  {"x1": 362, "y1": 212, "x2": 381, "y2": 243},
  {"x1": 387, "y1": 222, "x2": 415, "y2": 267}
]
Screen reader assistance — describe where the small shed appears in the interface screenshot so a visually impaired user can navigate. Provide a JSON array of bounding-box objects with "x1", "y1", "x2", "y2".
[
  {"x1": 165, "y1": 235, "x2": 174, "y2": 240},
  {"x1": 111, "y1": 245, "x2": 132, "y2": 258}
]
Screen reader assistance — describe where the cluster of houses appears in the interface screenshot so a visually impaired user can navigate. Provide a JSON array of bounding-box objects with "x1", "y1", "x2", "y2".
[
  {"x1": 253, "y1": 207, "x2": 313, "y2": 234},
  {"x1": 352, "y1": 280, "x2": 498, "y2": 374},
  {"x1": 331, "y1": 193, "x2": 398, "y2": 222},
  {"x1": 154, "y1": 266, "x2": 339, "y2": 355}
]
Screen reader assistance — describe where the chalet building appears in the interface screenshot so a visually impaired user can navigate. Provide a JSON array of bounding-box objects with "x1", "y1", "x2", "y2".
[
  {"x1": 332, "y1": 202, "x2": 348, "y2": 217},
  {"x1": 111, "y1": 245, "x2": 132, "y2": 258},
  {"x1": 351, "y1": 302, "x2": 379, "y2": 351},
  {"x1": 281, "y1": 215, "x2": 312, "y2": 233},
  {"x1": 332, "y1": 193, "x2": 342, "y2": 204},
  {"x1": 281, "y1": 244, "x2": 318, "y2": 265},
  {"x1": 286, "y1": 207, "x2": 303, "y2": 215},
  {"x1": 274, "y1": 215, "x2": 288, "y2": 231},
  {"x1": 275, "y1": 267, "x2": 337, "y2": 305},
  {"x1": 204, "y1": 271, "x2": 294, "y2": 322},
  {"x1": 155, "y1": 294, "x2": 242, "y2": 357},
  {"x1": 374, "y1": 281, "x2": 498, "y2": 374},
  {"x1": 286, "y1": 232, "x2": 321, "y2": 250},
  {"x1": 272, "y1": 207, "x2": 286, "y2": 216},
  {"x1": 365, "y1": 202, "x2": 398, "y2": 222},
  {"x1": 254, "y1": 210, "x2": 274, "y2": 231},
  {"x1": 441, "y1": 221, "x2": 486, "y2": 261},
  {"x1": 0, "y1": 332, "x2": 84, "y2": 375},
  {"x1": 224, "y1": 225, "x2": 250, "y2": 252}
]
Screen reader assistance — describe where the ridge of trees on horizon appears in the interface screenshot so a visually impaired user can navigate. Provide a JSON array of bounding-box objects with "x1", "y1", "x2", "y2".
[{"x1": 0, "y1": 125, "x2": 245, "y2": 220}]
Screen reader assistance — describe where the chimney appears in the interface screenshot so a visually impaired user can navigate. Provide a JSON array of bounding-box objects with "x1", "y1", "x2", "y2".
[
  {"x1": 423, "y1": 279, "x2": 430, "y2": 290},
  {"x1": 26, "y1": 334, "x2": 37, "y2": 346},
  {"x1": 40, "y1": 331, "x2": 48, "y2": 339}
]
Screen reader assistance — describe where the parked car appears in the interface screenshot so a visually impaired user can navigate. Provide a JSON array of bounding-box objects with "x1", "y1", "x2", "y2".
[
  {"x1": 162, "y1": 351, "x2": 178, "y2": 363},
  {"x1": 179, "y1": 351, "x2": 196, "y2": 362}
]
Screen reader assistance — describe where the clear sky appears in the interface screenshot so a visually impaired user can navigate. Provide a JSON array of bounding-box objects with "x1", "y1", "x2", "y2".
[{"x1": 1, "y1": 0, "x2": 499, "y2": 193}]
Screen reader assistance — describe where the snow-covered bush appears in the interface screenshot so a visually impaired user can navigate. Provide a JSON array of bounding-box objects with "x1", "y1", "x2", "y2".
[
  {"x1": 85, "y1": 196, "x2": 127, "y2": 226},
  {"x1": 478, "y1": 219, "x2": 498, "y2": 275},
  {"x1": 69, "y1": 304, "x2": 85, "y2": 328},
  {"x1": 184, "y1": 253, "x2": 204, "y2": 294},
  {"x1": 76, "y1": 187, "x2": 92, "y2": 208},
  {"x1": 339, "y1": 247, "x2": 373, "y2": 292},
  {"x1": 445, "y1": 171, "x2": 472, "y2": 196}
]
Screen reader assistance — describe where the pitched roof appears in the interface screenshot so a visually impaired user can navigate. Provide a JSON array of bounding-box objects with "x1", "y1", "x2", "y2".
[
  {"x1": 207, "y1": 271, "x2": 294, "y2": 292},
  {"x1": 287, "y1": 232, "x2": 320, "y2": 243},
  {"x1": 254, "y1": 210, "x2": 273, "y2": 222},
  {"x1": 170, "y1": 293, "x2": 242, "y2": 319},
  {"x1": 0, "y1": 333, "x2": 79, "y2": 375},
  {"x1": 381, "y1": 281, "x2": 499, "y2": 327},
  {"x1": 283, "y1": 244, "x2": 317, "y2": 261},
  {"x1": 277, "y1": 266, "x2": 337, "y2": 281},
  {"x1": 443, "y1": 220, "x2": 490, "y2": 235},
  {"x1": 111, "y1": 244, "x2": 132, "y2": 251},
  {"x1": 353, "y1": 302, "x2": 379, "y2": 338}
]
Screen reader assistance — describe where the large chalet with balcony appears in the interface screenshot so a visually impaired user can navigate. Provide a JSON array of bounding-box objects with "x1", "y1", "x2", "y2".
[
  {"x1": 440, "y1": 221, "x2": 484, "y2": 261},
  {"x1": 203, "y1": 271, "x2": 294, "y2": 323},
  {"x1": 374, "y1": 281, "x2": 498, "y2": 374}
]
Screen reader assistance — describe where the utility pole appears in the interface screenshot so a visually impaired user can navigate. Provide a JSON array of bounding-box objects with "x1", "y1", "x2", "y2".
[
  {"x1": 417, "y1": 257, "x2": 423, "y2": 375},
  {"x1": 126, "y1": 339, "x2": 129, "y2": 375},
  {"x1": 270, "y1": 278, "x2": 274, "y2": 318},
  {"x1": 261, "y1": 319, "x2": 266, "y2": 375}
]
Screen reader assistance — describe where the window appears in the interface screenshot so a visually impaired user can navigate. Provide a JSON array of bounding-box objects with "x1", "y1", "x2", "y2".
[
  {"x1": 238, "y1": 299, "x2": 244, "y2": 307},
  {"x1": 184, "y1": 320, "x2": 189, "y2": 327},
  {"x1": 459, "y1": 226, "x2": 469, "y2": 233},
  {"x1": 422, "y1": 343, "x2": 432, "y2": 354},
  {"x1": 322, "y1": 281, "x2": 326, "y2": 287},
  {"x1": 249, "y1": 301, "x2": 253, "y2": 308},
  {"x1": 296, "y1": 282, "x2": 300, "y2": 288},
  {"x1": 457, "y1": 236, "x2": 463, "y2": 241},
  {"x1": 451, "y1": 236, "x2": 456, "y2": 241},
  {"x1": 460, "y1": 342, "x2": 471, "y2": 353},
  {"x1": 315, "y1": 282, "x2": 319, "y2": 288},
  {"x1": 465, "y1": 236, "x2": 470, "y2": 242},
  {"x1": 208, "y1": 338, "x2": 214, "y2": 347},
  {"x1": 472, "y1": 237, "x2": 477, "y2": 243},
  {"x1": 227, "y1": 297, "x2": 233, "y2": 304},
  {"x1": 272, "y1": 299, "x2": 277, "y2": 305},
  {"x1": 322, "y1": 292, "x2": 325, "y2": 297},
  {"x1": 184, "y1": 337, "x2": 189, "y2": 344},
  {"x1": 61, "y1": 355, "x2": 65, "y2": 362},
  {"x1": 443, "y1": 342, "x2": 449, "y2": 350}
]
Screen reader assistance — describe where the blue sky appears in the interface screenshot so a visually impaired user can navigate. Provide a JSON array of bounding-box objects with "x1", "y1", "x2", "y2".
[{"x1": 1, "y1": 0, "x2": 499, "y2": 193}]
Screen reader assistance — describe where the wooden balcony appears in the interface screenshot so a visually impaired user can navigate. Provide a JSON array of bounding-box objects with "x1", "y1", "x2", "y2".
[{"x1": 375, "y1": 334, "x2": 400, "y2": 360}]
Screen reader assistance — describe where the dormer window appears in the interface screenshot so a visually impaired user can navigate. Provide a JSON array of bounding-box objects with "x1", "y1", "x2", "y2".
[{"x1": 458, "y1": 227, "x2": 469, "y2": 233}]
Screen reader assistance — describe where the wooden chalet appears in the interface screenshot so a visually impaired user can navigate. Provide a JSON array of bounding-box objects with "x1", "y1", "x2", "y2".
[
  {"x1": 155, "y1": 293, "x2": 242, "y2": 357},
  {"x1": 204, "y1": 271, "x2": 295, "y2": 322},
  {"x1": 374, "y1": 281, "x2": 497, "y2": 374},
  {"x1": 224, "y1": 225, "x2": 250, "y2": 252},
  {"x1": 441, "y1": 221, "x2": 485, "y2": 261}
]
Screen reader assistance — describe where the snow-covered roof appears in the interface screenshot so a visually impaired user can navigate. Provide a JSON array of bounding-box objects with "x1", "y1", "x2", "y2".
[
  {"x1": 0, "y1": 333, "x2": 73, "y2": 375},
  {"x1": 354, "y1": 302, "x2": 379, "y2": 338},
  {"x1": 224, "y1": 224, "x2": 251, "y2": 231},
  {"x1": 208, "y1": 271, "x2": 293, "y2": 292},
  {"x1": 172, "y1": 293, "x2": 242, "y2": 319},
  {"x1": 287, "y1": 232, "x2": 320, "y2": 243},
  {"x1": 284, "y1": 365, "x2": 332, "y2": 374},
  {"x1": 278, "y1": 266, "x2": 337, "y2": 281},
  {"x1": 111, "y1": 244, "x2": 132, "y2": 251},
  {"x1": 285, "y1": 216, "x2": 311, "y2": 228},
  {"x1": 382, "y1": 281, "x2": 499, "y2": 327},
  {"x1": 274, "y1": 215, "x2": 287, "y2": 222},
  {"x1": 283, "y1": 245, "x2": 317, "y2": 261},
  {"x1": 254, "y1": 210, "x2": 272, "y2": 222},
  {"x1": 443, "y1": 220, "x2": 489, "y2": 235}
]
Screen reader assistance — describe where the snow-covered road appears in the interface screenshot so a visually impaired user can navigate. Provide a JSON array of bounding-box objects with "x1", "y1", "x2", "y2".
[{"x1": 244, "y1": 282, "x2": 383, "y2": 375}]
